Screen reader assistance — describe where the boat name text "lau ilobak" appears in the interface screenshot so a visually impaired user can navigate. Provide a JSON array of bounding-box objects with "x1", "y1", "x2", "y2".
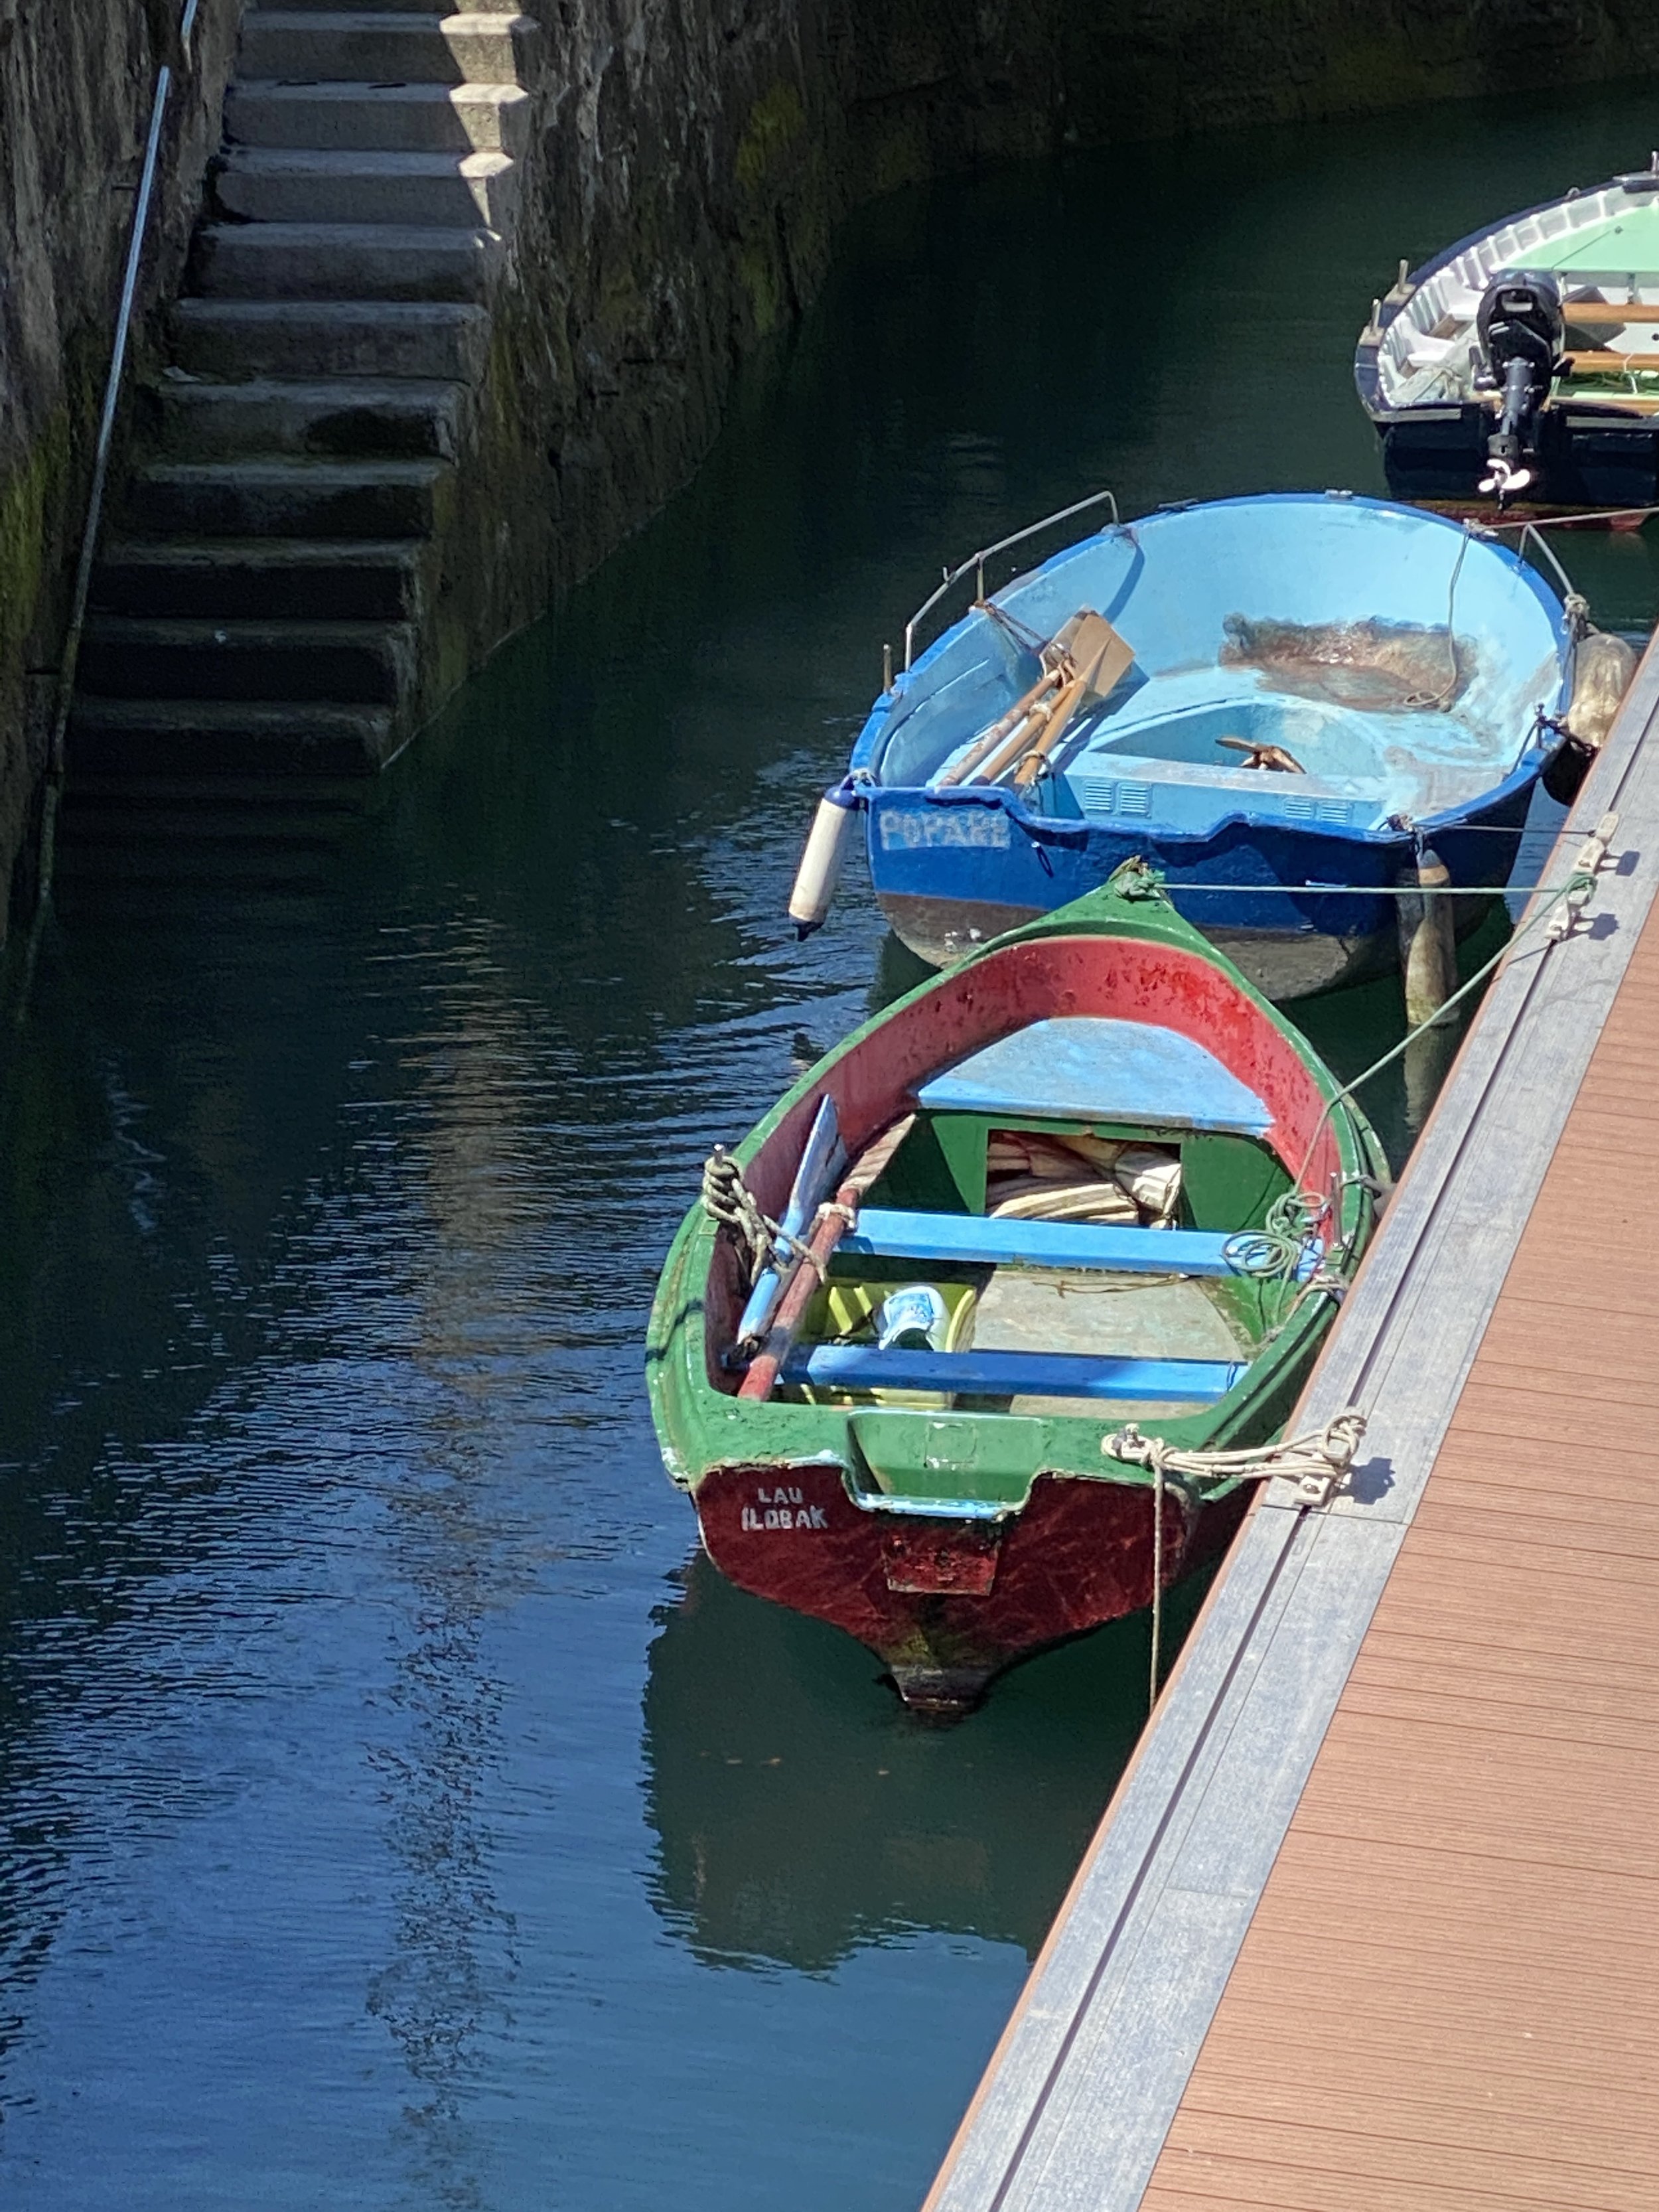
[{"x1": 741, "y1": 1485, "x2": 830, "y2": 1532}]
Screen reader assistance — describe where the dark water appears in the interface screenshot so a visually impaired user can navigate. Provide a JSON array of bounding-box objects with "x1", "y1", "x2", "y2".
[{"x1": 6, "y1": 78, "x2": 1659, "y2": 2212}]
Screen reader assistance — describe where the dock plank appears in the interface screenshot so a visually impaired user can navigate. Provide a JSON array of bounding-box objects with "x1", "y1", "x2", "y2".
[{"x1": 924, "y1": 630, "x2": 1659, "y2": 2211}]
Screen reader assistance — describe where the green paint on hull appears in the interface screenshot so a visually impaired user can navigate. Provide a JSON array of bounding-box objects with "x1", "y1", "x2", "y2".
[{"x1": 646, "y1": 873, "x2": 1385, "y2": 1544}]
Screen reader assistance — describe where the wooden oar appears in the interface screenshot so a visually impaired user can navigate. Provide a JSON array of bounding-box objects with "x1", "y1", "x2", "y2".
[
  {"x1": 935, "y1": 666, "x2": 1062, "y2": 787},
  {"x1": 990, "y1": 613, "x2": 1133, "y2": 790},
  {"x1": 735, "y1": 1094, "x2": 845, "y2": 1348},
  {"x1": 968, "y1": 700, "x2": 1058, "y2": 788},
  {"x1": 737, "y1": 1114, "x2": 915, "y2": 1403},
  {"x1": 1007, "y1": 668, "x2": 1094, "y2": 788},
  {"x1": 937, "y1": 610, "x2": 1098, "y2": 788},
  {"x1": 1002, "y1": 617, "x2": 1131, "y2": 790}
]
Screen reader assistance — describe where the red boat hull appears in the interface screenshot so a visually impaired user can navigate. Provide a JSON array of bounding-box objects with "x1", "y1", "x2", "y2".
[{"x1": 693, "y1": 1459, "x2": 1252, "y2": 1710}]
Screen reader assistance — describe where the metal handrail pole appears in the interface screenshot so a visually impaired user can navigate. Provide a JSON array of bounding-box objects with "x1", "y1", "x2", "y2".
[
  {"x1": 34, "y1": 0, "x2": 200, "y2": 917},
  {"x1": 902, "y1": 487, "x2": 1121, "y2": 668}
]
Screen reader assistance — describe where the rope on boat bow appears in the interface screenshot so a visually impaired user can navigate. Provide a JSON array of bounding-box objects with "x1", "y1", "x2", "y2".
[
  {"x1": 1106, "y1": 1407, "x2": 1369, "y2": 1715},
  {"x1": 1223, "y1": 1190, "x2": 1330, "y2": 1280},
  {"x1": 701, "y1": 1147, "x2": 849, "y2": 1293},
  {"x1": 701, "y1": 1148, "x2": 789, "y2": 1284}
]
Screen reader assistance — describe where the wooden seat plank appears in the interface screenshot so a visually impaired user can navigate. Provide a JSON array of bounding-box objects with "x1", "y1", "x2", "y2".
[
  {"x1": 780, "y1": 1343, "x2": 1243, "y2": 1400},
  {"x1": 1563, "y1": 350, "x2": 1659, "y2": 372},
  {"x1": 841, "y1": 1207, "x2": 1239, "y2": 1276},
  {"x1": 1563, "y1": 300, "x2": 1659, "y2": 323}
]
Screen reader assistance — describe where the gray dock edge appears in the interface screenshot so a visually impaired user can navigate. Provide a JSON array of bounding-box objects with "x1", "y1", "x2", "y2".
[{"x1": 923, "y1": 629, "x2": 1659, "y2": 2212}]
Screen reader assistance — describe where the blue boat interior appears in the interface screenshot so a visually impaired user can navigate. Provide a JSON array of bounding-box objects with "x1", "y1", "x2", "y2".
[
  {"x1": 863, "y1": 496, "x2": 1568, "y2": 841},
  {"x1": 780, "y1": 1013, "x2": 1315, "y2": 1425}
]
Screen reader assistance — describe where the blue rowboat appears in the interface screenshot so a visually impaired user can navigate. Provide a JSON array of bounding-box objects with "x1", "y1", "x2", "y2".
[{"x1": 793, "y1": 492, "x2": 1580, "y2": 999}]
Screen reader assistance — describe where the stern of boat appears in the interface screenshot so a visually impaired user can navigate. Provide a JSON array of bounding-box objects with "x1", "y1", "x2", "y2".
[{"x1": 689, "y1": 1433, "x2": 1236, "y2": 1713}]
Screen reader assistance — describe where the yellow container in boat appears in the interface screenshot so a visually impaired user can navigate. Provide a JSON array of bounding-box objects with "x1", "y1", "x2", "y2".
[{"x1": 791, "y1": 1276, "x2": 978, "y2": 1408}]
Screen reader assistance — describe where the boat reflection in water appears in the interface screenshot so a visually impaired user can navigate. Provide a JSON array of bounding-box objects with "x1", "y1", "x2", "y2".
[{"x1": 640, "y1": 1549, "x2": 1218, "y2": 1974}]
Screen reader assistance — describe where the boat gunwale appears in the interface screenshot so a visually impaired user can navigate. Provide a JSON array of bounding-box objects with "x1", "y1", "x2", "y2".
[
  {"x1": 1356, "y1": 169, "x2": 1659, "y2": 424},
  {"x1": 644, "y1": 887, "x2": 1385, "y2": 1514},
  {"x1": 850, "y1": 494, "x2": 1568, "y2": 850}
]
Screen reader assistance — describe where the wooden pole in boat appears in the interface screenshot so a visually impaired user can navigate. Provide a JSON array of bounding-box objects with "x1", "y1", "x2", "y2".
[
  {"x1": 1397, "y1": 846, "x2": 1457, "y2": 1031},
  {"x1": 936, "y1": 667, "x2": 1061, "y2": 788},
  {"x1": 1007, "y1": 670, "x2": 1094, "y2": 789},
  {"x1": 737, "y1": 1116, "x2": 914, "y2": 1404},
  {"x1": 737, "y1": 1177, "x2": 858, "y2": 1402},
  {"x1": 938, "y1": 609, "x2": 1099, "y2": 789},
  {"x1": 1001, "y1": 618, "x2": 1132, "y2": 790}
]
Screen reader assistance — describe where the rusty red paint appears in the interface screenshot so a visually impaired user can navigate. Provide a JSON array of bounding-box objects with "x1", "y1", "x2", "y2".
[{"x1": 694, "y1": 1461, "x2": 1248, "y2": 1704}]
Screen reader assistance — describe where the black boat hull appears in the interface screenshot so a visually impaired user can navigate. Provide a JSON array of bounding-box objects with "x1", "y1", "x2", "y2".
[{"x1": 1373, "y1": 399, "x2": 1659, "y2": 510}]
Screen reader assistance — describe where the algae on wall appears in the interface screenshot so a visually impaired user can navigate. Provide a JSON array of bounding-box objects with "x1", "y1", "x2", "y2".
[
  {"x1": 0, "y1": 0, "x2": 241, "y2": 944},
  {"x1": 6, "y1": 0, "x2": 1659, "y2": 873},
  {"x1": 440, "y1": 0, "x2": 1659, "y2": 713}
]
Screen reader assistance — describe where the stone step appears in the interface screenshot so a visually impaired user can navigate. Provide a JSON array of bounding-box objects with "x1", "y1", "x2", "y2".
[
  {"x1": 70, "y1": 696, "x2": 399, "y2": 776},
  {"x1": 238, "y1": 9, "x2": 536, "y2": 83},
  {"x1": 149, "y1": 376, "x2": 461, "y2": 459},
  {"x1": 212, "y1": 146, "x2": 516, "y2": 229},
  {"x1": 125, "y1": 457, "x2": 447, "y2": 538},
  {"x1": 225, "y1": 78, "x2": 530, "y2": 155},
  {"x1": 80, "y1": 616, "x2": 415, "y2": 705},
  {"x1": 190, "y1": 222, "x2": 498, "y2": 304},
  {"x1": 93, "y1": 538, "x2": 425, "y2": 621},
  {"x1": 267, "y1": 0, "x2": 525, "y2": 11},
  {"x1": 58, "y1": 779, "x2": 362, "y2": 864},
  {"x1": 173, "y1": 297, "x2": 488, "y2": 379}
]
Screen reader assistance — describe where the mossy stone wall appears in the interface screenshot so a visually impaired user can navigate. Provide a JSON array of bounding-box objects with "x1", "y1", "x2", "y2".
[
  {"x1": 443, "y1": 0, "x2": 1659, "y2": 700},
  {"x1": 0, "y1": 0, "x2": 241, "y2": 939}
]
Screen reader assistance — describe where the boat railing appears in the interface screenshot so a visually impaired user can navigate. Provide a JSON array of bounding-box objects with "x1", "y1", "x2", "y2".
[{"x1": 901, "y1": 487, "x2": 1121, "y2": 671}]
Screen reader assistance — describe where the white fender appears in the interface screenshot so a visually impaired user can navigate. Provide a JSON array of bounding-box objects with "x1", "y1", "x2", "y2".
[{"x1": 788, "y1": 784, "x2": 859, "y2": 938}]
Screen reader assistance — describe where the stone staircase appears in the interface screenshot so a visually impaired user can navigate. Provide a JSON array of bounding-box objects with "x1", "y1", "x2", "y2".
[{"x1": 73, "y1": 1, "x2": 536, "y2": 775}]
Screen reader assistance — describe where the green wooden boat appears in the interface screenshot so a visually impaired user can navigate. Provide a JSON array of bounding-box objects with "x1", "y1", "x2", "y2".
[{"x1": 646, "y1": 865, "x2": 1387, "y2": 1711}]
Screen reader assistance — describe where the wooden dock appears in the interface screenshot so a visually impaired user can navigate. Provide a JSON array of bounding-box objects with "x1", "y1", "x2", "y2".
[{"x1": 924, "y1": 633, "x2": 1659, "y2": 2212}]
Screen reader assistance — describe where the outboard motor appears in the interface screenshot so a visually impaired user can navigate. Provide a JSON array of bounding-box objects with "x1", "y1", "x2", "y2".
[{"x1": 1475, "y1": 269, "x2": 1565, "y2": 499}]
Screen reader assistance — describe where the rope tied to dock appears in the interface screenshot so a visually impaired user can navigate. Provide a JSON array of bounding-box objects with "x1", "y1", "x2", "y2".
[
  {"x1": 1104, "y1": 1406, "x2": 1368, "y2": 1509},
  {"x1": 1114, "y1": 1406, "x2": 1365, "y2": 1715}
]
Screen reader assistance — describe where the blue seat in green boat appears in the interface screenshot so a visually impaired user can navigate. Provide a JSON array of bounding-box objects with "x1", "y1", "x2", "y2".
[
  {"x1": 841, "y1": 1210, "x2": 1239, "y2": 1274},
  {"x1": 916, "y1": 1017, "x2": 1272, "y2": 1134},
  {"x1": 779, "y1": 1343, "x2": 1243, "y2": 1402}
]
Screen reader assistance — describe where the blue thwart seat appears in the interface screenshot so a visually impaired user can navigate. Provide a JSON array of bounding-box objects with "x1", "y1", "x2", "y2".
[
  {"x1": 916, "y1": 1017, "x2": 1273, "y2": 1134},
  {"x1": 779, "y1": 1344, "x2": 1244, "y2": 1402},
  {"x1": 841, "y1": 1209, "x2": 1239, "y2": 1276}
]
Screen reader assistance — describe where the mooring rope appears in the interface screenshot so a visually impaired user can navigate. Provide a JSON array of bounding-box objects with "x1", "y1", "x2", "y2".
[
  {"x1": 1285, "y1": 861, "x2": 1598, "y2": 1197},
  {"x1": 1108, "y1": 1406, "x2": 1368, "y2": 1507},
  {"x1": 1131, "y1": 1411, "x2": 1365, "y2": 1713},
  {"x1": 700, "y1": 1147, "x2": 780, "y2": 1282},
  {"x1": 1133, "y1": 877, "x2": 1579, "y2": 897}
]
